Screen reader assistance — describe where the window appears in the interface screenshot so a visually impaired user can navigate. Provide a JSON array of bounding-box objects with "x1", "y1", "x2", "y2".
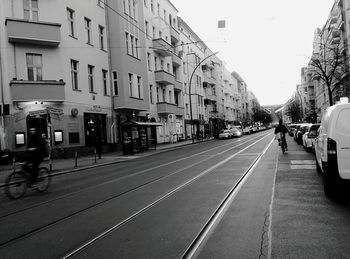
[
  {"x1": 137, "y1": 76, "x2": 142, "y2": 98},
  {"x1": 112, "y1": 71, "x2": 119, "y2": 95},
  {"x1": 145, "y1": 20, "x2": 149, "y2": 36},
  {"x1": 147, "y1": 52, "x2": 151, "y2": 70},
  {"x1": 150, "y1": 85, "x2": 153, "y2": 104},
  {"x1": 152, "y1": 26, "x2": 156, "y2": 38},
  {"x1": 135, "y1": 38, "x2": 139, "y2": 58},
  {"x1": 164, "y1": 10, "x2": 166, "y2": 22},
  {"x1": 132, "y1": 0, "x2": 137, "y2": 19},
  {"x1": 157, "y1": 86, "x2": 160, "y2": 102},
  {"x1": 161, "y1": 60, "x2": 164, "y2": 70},
  {"x1": 84, "y1": 17, "x2": 92, "y2": 44},
  {"x1": 99, "y1": 25, "x2": 105, "y2": 50},
  {"x1": 157, "y1": 3, "x2": 160, "y2": 16},
  {"x1": 67, "y1": 8, "x2": 76, "y2": 37},
  {"x1": 144, "y1": 0, "x2": 147, "y2": 7},
  {"x1": 186, "y1": 104, "x2": 189, "y2": 115},
  {"x1": 102, "y1": 69, "x2": 108, "y2": 95},
  {"x1": 130, "y1": 35, "x2": 134, "y2": 56},
  {"x1": 128, "y1": 73, "x2": 133, "y2": 96},
  {"x1": 125, "y1": 32, "x2": 130, "y2": 54},
  {"x1": 154, "y1": 57, "x2": 158, "y2": 70},
  {"x1": 159, "y1": 31, "x2": 162, "y2": 39},
  {"x1": 162, "y1": 89, "x2": 166, "y2": 102},
  {"x1": 151, "y1": 0, "x2": 154, "y2": 13},
  {"x1": 169, "y1": 90, "x2": 172, "y2": 103},
  {"x1": 23, "y1": 0, "x2": 38, "y2": 21},
  {"x1": 26, "y1": 53, "x2": 42, "y2": 81},
  {"x1": 88, "y1": 65, "x2": 95, "y2": 93},
  {"x1": 71, "y1": 59, "x2": 79, "y2": 90},
  {"x1": 128, "y1": 0, "x2": 132, "y2": 17}
]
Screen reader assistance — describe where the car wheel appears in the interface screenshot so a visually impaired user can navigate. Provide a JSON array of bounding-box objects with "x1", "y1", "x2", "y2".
[
  {"x1": 323, "y1": 162, "x2": 339, "y2": 199},
  {"x1": 315, "y1": 156, "x2": 322, "y2": 174}
]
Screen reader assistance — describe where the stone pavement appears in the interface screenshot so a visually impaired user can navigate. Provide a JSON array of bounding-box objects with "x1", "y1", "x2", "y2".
[{"x1": 0, "y1": 139, "x2": 208, "y2": 187}]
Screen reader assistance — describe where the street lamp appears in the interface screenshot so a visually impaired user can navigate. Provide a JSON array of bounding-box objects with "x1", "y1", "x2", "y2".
[{"x1": 188, "y1": 51, "x2": 219, "y2": 144}]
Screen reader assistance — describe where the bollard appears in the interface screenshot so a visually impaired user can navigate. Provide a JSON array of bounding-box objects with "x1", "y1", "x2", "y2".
[
  {"x1": 12, "y1": 157, "x2": 16, "y2": 173},
  {"x1": 94, "y1": 148, "x2": 97, "y2": 163},
  {"x1": 74, "y1": 151, "x2": 78, "y2": 168}
]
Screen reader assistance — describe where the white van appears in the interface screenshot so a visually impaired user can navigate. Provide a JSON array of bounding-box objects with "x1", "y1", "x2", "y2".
[{"x1": 315, "y1": 98, "x2": 350, "y2": 197}]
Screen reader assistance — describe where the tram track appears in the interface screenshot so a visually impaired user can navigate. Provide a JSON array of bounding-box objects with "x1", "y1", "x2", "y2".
[
  {"x1": 0, "y1": 132, "x2": 269, "y2": 220},
  {"x1": 62, "y1": 133, "x2": 273, "y2": 258},
  {"x1": 0, "y1": 132, "x2": 273, "y2": 258}
]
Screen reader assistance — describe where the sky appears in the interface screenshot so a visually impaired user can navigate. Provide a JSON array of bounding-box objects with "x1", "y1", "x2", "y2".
[{"x1": 171, "y1": 0, "x2": 335, "y2": 105}]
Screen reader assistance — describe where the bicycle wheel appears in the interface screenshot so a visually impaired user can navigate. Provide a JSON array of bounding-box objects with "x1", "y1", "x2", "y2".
[
  {"x1": 4, "y1": 171, "x2": 27, "y2": 199},
  {"x1": 281, "y1": 142, "x2": 285, "y2": 154},
  {"x1": 35, "y1": 167, "x2": 51, "y2": 192}
]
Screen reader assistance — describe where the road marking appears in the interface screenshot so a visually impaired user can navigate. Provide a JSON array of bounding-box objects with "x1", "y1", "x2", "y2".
[
  {"x1": 291, "y1": 164, "x2": 316, "y2": 170},
  {"x1": 290, "y1": 160, "x2": 315, "y2": 165},
  {"x1": 238, "y1": 153, "x2": 261, "y2": 156}
]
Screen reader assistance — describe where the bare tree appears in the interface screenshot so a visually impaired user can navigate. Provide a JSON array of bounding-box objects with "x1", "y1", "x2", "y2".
[
  {"x1": 309, "y1": 28, "x2": 349, "y2": 106},
  {"x1": 285, "y1": 99, "x2": 302, "y2": 123}
]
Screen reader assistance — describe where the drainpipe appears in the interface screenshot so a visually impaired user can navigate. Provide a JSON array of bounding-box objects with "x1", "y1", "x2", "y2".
[
  {"x1": 0, "y1": 2, "x2": 6, "y2": 150},
  {"x1": 105, "y1": 1, "x2": 116, "y2": 147}
]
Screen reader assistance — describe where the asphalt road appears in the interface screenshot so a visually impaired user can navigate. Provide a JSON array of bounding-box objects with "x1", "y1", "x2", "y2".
[{"x1": 1, "y1": 130, "x2": 350, "y2": 258}]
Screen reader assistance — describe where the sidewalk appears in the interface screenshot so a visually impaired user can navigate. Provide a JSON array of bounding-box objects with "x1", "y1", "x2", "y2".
[{"x1": 0, "y1": 138, "x2": 209, "y2": 186}]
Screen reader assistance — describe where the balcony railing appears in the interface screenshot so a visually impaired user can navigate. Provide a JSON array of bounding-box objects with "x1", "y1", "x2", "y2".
[
  {"x1": 157, "y1": 102, "x2": 178, "y2": 114},
  {"x1": 170, "y1": 26, "x2": 180, "y2": 43},
  {"x1": 174, "y1": 80, "x2": 182, "y2": 91},
  {"x1": 152, "y1": 38, "x2": 173, "y2": 57},
  {"x1": 172, "y1": 53, "x2": 182, "y2": 67},
  {"x1": 10, "y1": 80, "x2": 65, "y2": 101},
  {"x1": 155, "y1": 70, "x2": 175, "y2": 85},
  {"x1": 6, "y1": 18, "x2": 61, "y2": 47}
]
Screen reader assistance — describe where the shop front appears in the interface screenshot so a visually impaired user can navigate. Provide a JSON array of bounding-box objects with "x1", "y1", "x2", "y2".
[{"x1": 121, "y1": 121, "x2": 162, "y2": 155}]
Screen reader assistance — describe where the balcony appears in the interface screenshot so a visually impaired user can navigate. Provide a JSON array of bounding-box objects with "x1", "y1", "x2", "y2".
[
  {"x1": 6, "y1": 18, "x2": 61, "y2": 47},
  {"x1": 332, "y1": 29, "x2": 341, "y2": 38},
  {"x1": 10, "y1": 80, "x2": 65, "y2": 101},
  {"x1": 152, "y1": 38, "x2": 173, "y2": 57},
  {"x1": 155, "y1": 70, "x2": 175, "y2": 85},
  {"x1": 157, "y1": 102, "x2": 178, "y2": 114},
  {"x1": 172, "y1": 53, "x2": 182, "y2": 67},
  {"x1": 175, "y1": 106, "x2": 185, "y2": 116},
  {"x1": 174, "y1": 80, "x2": 182, "y2": 91},
  {"x1": 170, "y1": 26, "x2": 180, "y2": 43}
]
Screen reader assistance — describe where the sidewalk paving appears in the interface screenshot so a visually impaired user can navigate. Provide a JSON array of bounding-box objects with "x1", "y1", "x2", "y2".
[{"x1": 0, "y1": 138, "x2": 209, "y2": 186}]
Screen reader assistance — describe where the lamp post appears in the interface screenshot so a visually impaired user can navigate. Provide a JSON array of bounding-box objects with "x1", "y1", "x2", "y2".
[{"x1": 188, "y1": 51, "x2": 219, "y2": 144}]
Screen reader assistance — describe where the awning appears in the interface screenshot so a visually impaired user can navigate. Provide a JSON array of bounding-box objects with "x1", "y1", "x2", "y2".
[{"x1": 121, "y1": 121, "x2": 163, "y2": 127}]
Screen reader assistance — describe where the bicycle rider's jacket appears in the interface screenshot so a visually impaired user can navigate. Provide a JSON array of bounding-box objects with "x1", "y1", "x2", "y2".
[{"x1": 274, "y1": 124, "x2": 288, "y2": 136}]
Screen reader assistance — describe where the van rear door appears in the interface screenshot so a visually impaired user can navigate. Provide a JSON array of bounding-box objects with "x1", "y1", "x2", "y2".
[{"x1": 335, "y1": 107, "x2": 350, "y2": 179}]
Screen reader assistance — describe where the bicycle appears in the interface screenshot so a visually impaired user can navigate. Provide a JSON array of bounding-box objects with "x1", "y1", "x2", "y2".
[
  {"x1": 4, "y1": 162, "x2": 51, "y2": 199},
  {"x1": 276, "y1": 132, "x2": 287, "y2": 154}
]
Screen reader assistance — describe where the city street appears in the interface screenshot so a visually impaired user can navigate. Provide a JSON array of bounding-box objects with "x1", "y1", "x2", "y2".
[{"x1": 1, "y1": 130, "x2": 350, "y2": 258}]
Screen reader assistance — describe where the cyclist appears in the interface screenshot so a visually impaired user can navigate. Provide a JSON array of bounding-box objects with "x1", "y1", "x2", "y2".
[
  {"x1": 274, "y1": 119, "x2": 289, "y2": 151},
  {"x1": 26, "y1": 128, "x2": 48, "y2": 185}
]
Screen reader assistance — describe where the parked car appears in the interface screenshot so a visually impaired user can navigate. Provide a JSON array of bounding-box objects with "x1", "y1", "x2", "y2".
[
  {"x1": 219, "y1": 129, "x2": 231, "y2": 139},
  {"x1": 302, "y1": 124, "x2": 320, "y2": 152},
  {"x1": 314, "y1": 98, "x2": 350, "y2": 197},
  {"x1": 242, "y1": 127, "x2": 252, "y2": 135},
  {"x1": 288, "y1": 124, "x2": 298, "y2": 136},
  {"x1": 230, "y1": 128, "x2": 242, "y2": 138},
  {"x1": 296, "y1": 124, "x2": 311, "y2": 145}
]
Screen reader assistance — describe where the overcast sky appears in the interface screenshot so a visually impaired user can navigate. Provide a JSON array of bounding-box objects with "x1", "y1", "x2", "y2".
[{"x1": 171, "y1": 0, "x2": 335, "y2": 105}]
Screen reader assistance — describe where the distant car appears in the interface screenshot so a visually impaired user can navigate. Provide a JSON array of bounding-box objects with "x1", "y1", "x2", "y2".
[
  {"x1": 242, "y1": 127, "x2": 252, "y2": 135},
  {"x1": 219, "y1": 129, "x2": 231, "y2": 139},
  {"x1": 302, "y1": 124, "x2": 320, "y2": 152},
  {"x1": 315, "y1": 99, "x2": 350, "y2": 197},
  {"x1": 230, "y1": 128, "x2": 242, "y2": 138}
]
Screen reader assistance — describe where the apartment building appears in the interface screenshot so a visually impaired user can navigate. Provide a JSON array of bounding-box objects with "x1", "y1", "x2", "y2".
[
  {"x1": 141, "y1": 0, "x2": 184, "y2": 143},
  {"x1": 0, "y1": 0, "x2": 111, "y2": 154},
  {"x1": 106, "y1": 0, "x2": 150, "y2": 145},
  {"x1": 232, "y1": 71, "x2": 249, "y2": 125}
]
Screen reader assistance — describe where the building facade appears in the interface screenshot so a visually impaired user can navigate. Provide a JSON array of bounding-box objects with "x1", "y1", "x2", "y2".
[
  {"x1": 0, "y1": 0, "x2": 257, "y2": 155},
  {"x1": 0, "y1": 0, "x2": 112, "y2": 155}
]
